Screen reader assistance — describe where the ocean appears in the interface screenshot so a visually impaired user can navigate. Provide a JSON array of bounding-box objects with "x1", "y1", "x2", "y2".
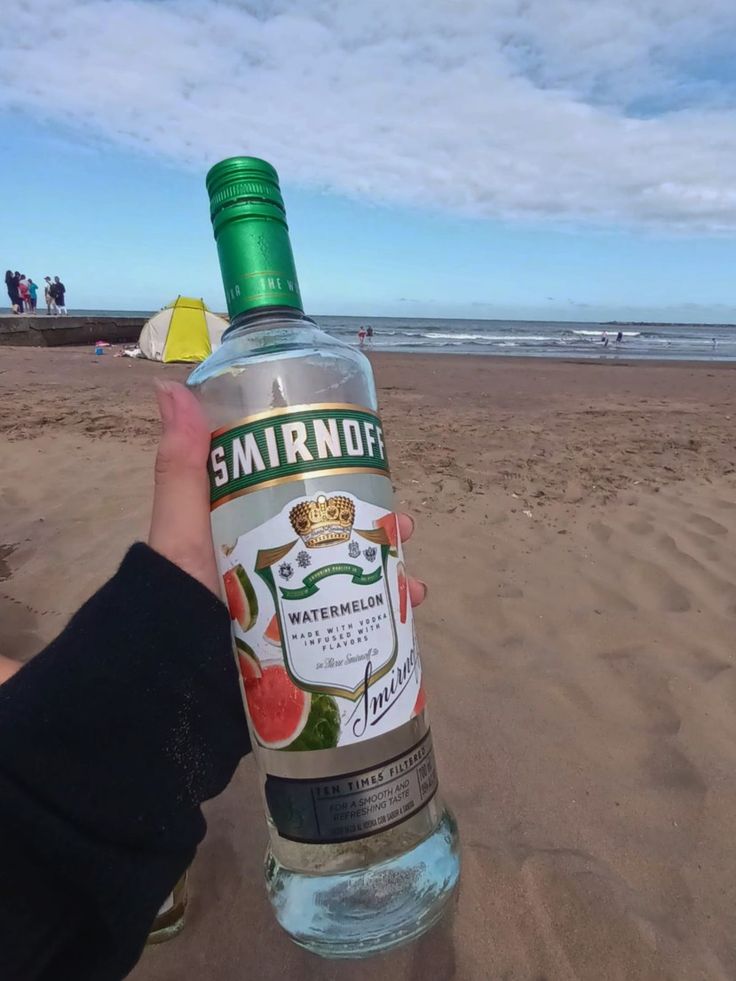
[
  {"x1": 77, "y1": 311, "x2": 736, "y2": 362},
  {"x1": 320, "y1": 316, "x2": 736, "y2": 361}
]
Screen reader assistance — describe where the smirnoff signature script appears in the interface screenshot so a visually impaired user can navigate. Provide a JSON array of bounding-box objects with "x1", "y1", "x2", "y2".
[{"x1": 351, "y1": 641, "x2": 419, "y2": 739}]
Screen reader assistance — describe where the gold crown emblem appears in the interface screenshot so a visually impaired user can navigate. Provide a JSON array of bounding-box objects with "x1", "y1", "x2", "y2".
[{"x1": 290, "y1": 494, "x2": 355, "y2": 548}]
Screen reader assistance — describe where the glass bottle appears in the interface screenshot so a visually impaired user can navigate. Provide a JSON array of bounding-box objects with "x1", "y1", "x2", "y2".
[{"x1": 188, "y1": 157, "x2": 460, "y2": 958}]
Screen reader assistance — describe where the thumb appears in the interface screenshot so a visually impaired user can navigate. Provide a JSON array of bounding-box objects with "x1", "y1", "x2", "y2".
[{"x1": 148, "y1": 381, "x2": 220, "y2": 596}]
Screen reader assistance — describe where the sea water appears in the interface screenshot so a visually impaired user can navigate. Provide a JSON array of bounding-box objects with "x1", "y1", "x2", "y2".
[{"x1": 82, "y1": 310, "x2": 736, "y2": 361}]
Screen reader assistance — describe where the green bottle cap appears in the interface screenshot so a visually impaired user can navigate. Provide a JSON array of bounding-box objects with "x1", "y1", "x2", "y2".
[{"x1": 206, "y1": 156, "x2": 303, "y2": 320}]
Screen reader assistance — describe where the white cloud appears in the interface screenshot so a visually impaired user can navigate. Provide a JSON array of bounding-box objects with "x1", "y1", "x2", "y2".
[{"x1": 3, "y1": 0, "x2": 736, "y2": 231}]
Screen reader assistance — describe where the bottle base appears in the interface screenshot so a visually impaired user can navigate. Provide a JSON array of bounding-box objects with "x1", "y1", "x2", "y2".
[
  {"x1": 146, "y1": 874, "x2": 188, "y2": 945},
  {"x1": 146, "y1": 914, "x2": 186, "y2": 945},
  {"x1": 265, "y1": 809, "x2": 460, "y2": 959}
]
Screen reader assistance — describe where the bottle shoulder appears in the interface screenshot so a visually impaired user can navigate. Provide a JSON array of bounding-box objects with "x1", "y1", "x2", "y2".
[{"x1": 188, "y1": 318, "x2": 370, "y2": 387}]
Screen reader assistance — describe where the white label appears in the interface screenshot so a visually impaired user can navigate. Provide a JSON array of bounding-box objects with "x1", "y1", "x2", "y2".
[{"x1": 219, "y1": 492, "x2": 425, "y2": 751}]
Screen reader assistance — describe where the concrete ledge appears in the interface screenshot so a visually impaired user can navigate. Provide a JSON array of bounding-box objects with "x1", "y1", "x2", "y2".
[{"x1": 0, "y1": 316, "x2": 146, "y2": 347}]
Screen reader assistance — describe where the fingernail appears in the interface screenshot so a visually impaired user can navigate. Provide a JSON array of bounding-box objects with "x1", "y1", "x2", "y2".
[
  {"x1": 154, "y1": 379, "x2": 176, "y2": 428},
  {"x1": 406, "y1": 514, "x2": 416, "y2": 536},
  {"x1": 417, "y1": 579, "x2": 428, "y2": 599}
]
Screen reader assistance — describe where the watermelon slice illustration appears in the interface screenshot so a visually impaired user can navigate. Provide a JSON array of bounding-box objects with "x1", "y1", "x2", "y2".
[
  {"x1": 245, "y1": 664, "x2": 340, "y2": 751},
  {"x1": 397, "y1": 560, "x2": 408, "y2": 623},
  {"x1": 412, "y1": 684, "x2": 427, "y2": 717},
  {"x1": 223, "y1": 564, "x2": 258, "y2": 631},
  {"x1": 288, "y1": 691, "x2": 341, "y2": 752},
  {"x1": 235, "y1": 638, "x2": 262, "y2": 687},
  {"x1": 374, "y1": 512, "x2": 400, "y2": 549},
  {"x1": 263, "y1": 614, "x2": 282, "y2": 647}
]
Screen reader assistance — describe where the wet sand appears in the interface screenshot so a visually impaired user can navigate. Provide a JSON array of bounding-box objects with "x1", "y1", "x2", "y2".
[{"x1": 1, "y1": 346, "x2": 735, "y2": 979}]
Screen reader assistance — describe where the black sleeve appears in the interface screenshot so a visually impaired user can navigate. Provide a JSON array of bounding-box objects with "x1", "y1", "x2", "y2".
[{"x1": 0, "y1": 544, "x2": 250, "y2": 981}]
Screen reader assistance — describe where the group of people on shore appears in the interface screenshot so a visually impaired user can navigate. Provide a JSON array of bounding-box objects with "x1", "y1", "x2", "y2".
[
  {"x1": 357, "y1": 324, "x2": 374, "y2": 347},
  {"x1": 5, "y1": 271, "x2": 67, "y2": 315}
]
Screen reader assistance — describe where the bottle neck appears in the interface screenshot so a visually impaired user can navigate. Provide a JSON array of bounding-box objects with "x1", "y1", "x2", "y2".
[
  {"x1": 207, "y1": 157, "x2": 305, "y2": 324},
  {"x1": 223, "y1": 305, "x2": 313, "y2": 341},
  {"x1": 213, "y1": 207, "x2": 303, "y2": 323}
]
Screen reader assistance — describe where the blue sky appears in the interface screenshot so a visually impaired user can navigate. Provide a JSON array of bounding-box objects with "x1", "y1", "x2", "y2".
[{"x1": 2, "y1": 1, "x2": 736, "y2": 323}]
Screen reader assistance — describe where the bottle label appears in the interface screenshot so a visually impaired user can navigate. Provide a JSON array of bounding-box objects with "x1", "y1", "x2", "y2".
[
  {"x1": 265, "y1": 731, "x2": 437, "y2": 845},
  {"x1": 211, "y1": 406, "x2": 435, "y2": 843},
  {"x1": 221, "y1": 490, "x2": 425, "y2": 748},
  {"x1": 209, "y1": 403, "x2": 390, "y2": 509}
]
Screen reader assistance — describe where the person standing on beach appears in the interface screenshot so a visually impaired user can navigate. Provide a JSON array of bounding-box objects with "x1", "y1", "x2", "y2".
[
  {"x1": 357, "y1": 325, "x2": 367, "y2": 347},
  {"x1": 52, "y1": 275, "x2": 67, "y2": 315},
  {"x1": 18, "y1": 276, "x2": 30, "y2": 313},
  {"x1": 5, "y1": 270, "x2": 19, "y2": 313},
  {"x1": 13, "y1": 272, "x2": 24, "y2": 312},
  {"x1": 616, "y1": 331, "x2": 623, "y2": 343},
  {"x1": 43, "y1": 276, "x2": 56, "y2": 315},
  {"x1": 27, "y1": 279, "x2": 38, "y2": 312},
  {"x1": 366, "y1": 325, "x2": 374, "y2": 344}
]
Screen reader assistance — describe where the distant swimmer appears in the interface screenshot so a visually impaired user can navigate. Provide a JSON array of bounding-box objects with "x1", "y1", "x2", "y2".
[
  {"x1": 712, "y1": 338, "x2": 717, "y2": 349},
  {"x1": 616, "y1": 331, "x2": 623, "y2": 343},
  {"x1": 601, "y1": 330, "x2": 608, "y2": 344}
]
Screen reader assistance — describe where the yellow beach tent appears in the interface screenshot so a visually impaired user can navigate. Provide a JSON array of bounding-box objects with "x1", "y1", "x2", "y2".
[{"x1": 138, "y1": 296, "x2": 227, "y2": 363}]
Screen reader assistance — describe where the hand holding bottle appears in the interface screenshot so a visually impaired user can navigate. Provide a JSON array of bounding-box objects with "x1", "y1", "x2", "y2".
[{"x1": 148, "y1": 380, "x2": 428, "y2": 606}]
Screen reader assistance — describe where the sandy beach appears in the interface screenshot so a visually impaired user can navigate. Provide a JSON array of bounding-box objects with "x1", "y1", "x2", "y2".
[{"x1": 1, "y1": 346, "x2": 735, "y2": 980}]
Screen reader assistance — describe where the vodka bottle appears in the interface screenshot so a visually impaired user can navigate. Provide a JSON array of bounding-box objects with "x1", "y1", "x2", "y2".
[{"x1": 188, "y1": 157, "x2": 460, "y2": 958}]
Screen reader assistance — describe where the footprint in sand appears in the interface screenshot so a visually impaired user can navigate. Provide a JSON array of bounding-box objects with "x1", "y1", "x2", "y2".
[
  {"x1": 626, "y1": 558, "x2": 691, "y2": 613},
  {"x1": 688, "y1": 513, "x2": 728, "y2": 537},
  {"x1": 655, "y1": 533, "x2": 707, "y2": 576},
  {"x1": 646, "y1": 743, "x2": 706, "y2": 796},
  {"x1": 589, "y1": 520, "x2": 612, "y2": 543},
  {"x1": 656, "y1": 532, "x2": 736, "y2": 611},
  {"x1": 599, "y1": 647, "x2": 682, "y2": 736},
  {"x1": 626, "y1": 516, "x2": 653, "y2": 535},
  {"x1": 513, "y1": 847, "x2": 659, "y2": 979},
  {"x1": 684, "y1": 648, "x2": 733, "y2": 683},
  {"x1": 679, "y1": 527, "x2": 721, "y2": 562},
  {"x1": 0, "y1": 488, "x2": 23, "y2": 508}
]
